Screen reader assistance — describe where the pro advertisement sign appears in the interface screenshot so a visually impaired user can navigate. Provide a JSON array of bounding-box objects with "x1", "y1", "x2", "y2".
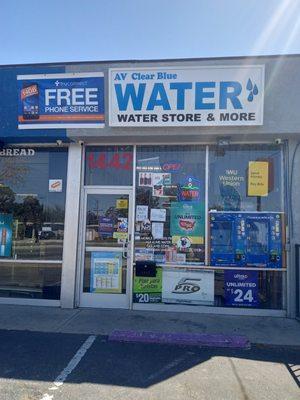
[
  {"x1": 162, "y1": 269, "x2": 214, "y2": 305},
  {"x1": 17, "y1": 73, "x2": 105, "y2": 129},
  {"x1": 109, "y1": 66, "x2": 264, "y2": 127}
]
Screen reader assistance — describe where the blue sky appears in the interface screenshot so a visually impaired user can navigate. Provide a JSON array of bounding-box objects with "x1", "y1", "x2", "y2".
[{"x1": 1, "y1": 0, "x2": 300, "y2": 65}]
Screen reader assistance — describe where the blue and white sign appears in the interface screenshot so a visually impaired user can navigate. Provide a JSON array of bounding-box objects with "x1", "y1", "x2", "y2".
[
  {"x1": 0, "y1": 214, "x2": 13, "y2": 257},
  {"x1": 109, "y1": 66, "x2": 264, "y2": 126},
  {"x1": 17, "y1": 72, "x2": 105, "y2": 129},
  {"x1": 224, "y1": 270, "x2": 259, "y2": 307}
]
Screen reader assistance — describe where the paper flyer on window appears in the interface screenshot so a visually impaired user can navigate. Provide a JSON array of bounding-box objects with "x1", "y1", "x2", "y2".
[{"x1": 90, "y1": 251, "x2": 122, "y2": 293}]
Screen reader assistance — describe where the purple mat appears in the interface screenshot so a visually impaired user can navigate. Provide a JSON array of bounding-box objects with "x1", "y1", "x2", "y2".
[{"x1": 108, "y1": 330, "x2": 250, "y2": 349}]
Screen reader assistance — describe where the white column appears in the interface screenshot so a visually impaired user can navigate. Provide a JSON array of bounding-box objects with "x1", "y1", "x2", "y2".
[{"x1": 60, "y1": 143, "x2": 82, "y2": 308}]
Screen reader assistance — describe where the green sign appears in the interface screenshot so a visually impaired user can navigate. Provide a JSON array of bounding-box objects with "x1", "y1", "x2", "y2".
[
  {"x1": 133, "y1": 268, "x2": 162, "y2": 303},
  {"x1": 170, "y1": 202, "x2": 205, "y2": 237}
]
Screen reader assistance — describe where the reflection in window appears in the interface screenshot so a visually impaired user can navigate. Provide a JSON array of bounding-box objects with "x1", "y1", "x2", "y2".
[
  {"x1": 0, "y1": 147, "x2": 68, "y2": 300},
  {"x1": 209, "y1": 145, "x2": 283, "y2": 212},
  {"x1": 0, "y1": 261, "x2": 62, "y2": 300},
  {"x1": 0, "y1": 148, "x2": 68, "y2": 261},
  {"x1": 85, "y1": 194, "x2": 129, "y2": 246},
  {"x1": 83, "y1": 193, "x2": 129, "y2": 294}
]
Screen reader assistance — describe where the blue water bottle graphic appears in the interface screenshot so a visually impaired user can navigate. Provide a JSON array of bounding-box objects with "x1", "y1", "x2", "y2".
[
  {"x1": 0, "y1": 228, "x2": 7, "y2": 256},
  {"x1": 0, "y1": 214, "x2": 13, "y2": 257},
  {"x1": 21, "y1": 82, "x2": 40, "y2": 120}
]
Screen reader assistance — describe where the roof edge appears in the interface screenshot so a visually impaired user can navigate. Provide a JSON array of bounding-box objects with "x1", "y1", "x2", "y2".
[{"x1": 0, "y1": 53, "x2": 299, "y2": 69}]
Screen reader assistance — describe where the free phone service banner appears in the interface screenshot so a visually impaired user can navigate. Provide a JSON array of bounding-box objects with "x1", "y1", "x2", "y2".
[{"x1": 17, "y1": 73, "x2": 105, "y2": 129}]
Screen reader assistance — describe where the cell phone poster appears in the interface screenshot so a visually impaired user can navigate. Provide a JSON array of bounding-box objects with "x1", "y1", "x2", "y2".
[
  {"x1": 98, "y1": 217, "x2": 114, "y2": 238},
  {"x1": 0, "y1": 214, "x2": 13, "y2": 257},
  {"x1": 224, "y1": 270, "x2": 259, "y2": 307},
  {"x1": 17, "y1": 73, "x2": 105, "y2": 129},
  {"x1": 90, "y1": 251, "x2": 122, "y2": 293},
  {"x1": 170, "y1": 202, "x2": 205, "y2": 239}
]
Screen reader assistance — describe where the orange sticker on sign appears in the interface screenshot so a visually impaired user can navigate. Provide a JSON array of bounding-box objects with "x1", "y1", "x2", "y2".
[{"x1": 49, "y1": 179, "x2": 62, "y2": 192}]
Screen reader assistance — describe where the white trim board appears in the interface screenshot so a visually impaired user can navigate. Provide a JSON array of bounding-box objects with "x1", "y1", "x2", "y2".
[
  {"x1": 0, "y1": 298, "x2": 60, "y2": 307},
  {"x1": 17, "y1": 72, "x2": 104, "y2": 80},
  {"x1": 133, "y1": 303, "x2": 286, "y2": 317},
  {"x1": 19, "y1": 124, "x2": 104, "y2": 130}
]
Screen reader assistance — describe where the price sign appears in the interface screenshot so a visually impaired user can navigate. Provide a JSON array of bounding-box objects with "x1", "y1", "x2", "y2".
[
  {"x1": 224, "y1": 270, "x2": 259, "y2": 307},
  {"x1": 133, "y1": 268, "x2": 162, "y2": 303}
]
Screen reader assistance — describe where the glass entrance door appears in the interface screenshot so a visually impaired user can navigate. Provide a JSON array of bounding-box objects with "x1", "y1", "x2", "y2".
[{"x1": 79, "y1": 188, "x2": 133, "y2": 308}]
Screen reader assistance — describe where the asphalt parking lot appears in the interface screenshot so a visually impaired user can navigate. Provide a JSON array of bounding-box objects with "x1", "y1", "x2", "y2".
[{"x1": 0, "y1": 330, "x2": 299, "y2": 400}]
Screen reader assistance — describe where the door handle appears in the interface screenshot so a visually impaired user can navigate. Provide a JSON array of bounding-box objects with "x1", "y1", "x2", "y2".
[
  {"x1": 122, "y1": 241, "x2": 131, "y2": 259},
  {"x1": 122, "y1": 241, "x2": 128, "y2": 259}
]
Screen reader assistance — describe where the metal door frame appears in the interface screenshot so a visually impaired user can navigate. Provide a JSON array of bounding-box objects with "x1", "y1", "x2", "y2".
[
  {"x1": 77, "y1": 186, "x2": 134, "y2": 309},
  {"x1": 74, "y1": 143, "x2": 289, "y2": 317}
]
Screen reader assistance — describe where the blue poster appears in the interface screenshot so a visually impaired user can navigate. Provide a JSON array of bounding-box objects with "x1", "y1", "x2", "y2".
[
  {"x1": 90, "y1": 251, "x2": 122, "y2": 293},
  {"x1": 99, "y1": 216, "x2": 114, "y2": 238},
  {"x1": 224, "y1": 270, "x2": 259, "y2": 307},
  {"x1": 0, "y1": 214, "x2": 13, "y2": 257},
  {"x1": 18, "y1": 73, "x2": 105, "y2": 129}
]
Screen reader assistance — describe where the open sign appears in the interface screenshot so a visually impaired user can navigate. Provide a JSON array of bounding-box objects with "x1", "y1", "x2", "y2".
[{"x1": 161, "y1": 161, "x2": 182, "y2": 173}]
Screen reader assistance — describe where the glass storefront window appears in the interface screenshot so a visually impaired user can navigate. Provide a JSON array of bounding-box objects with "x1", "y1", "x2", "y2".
[
  {"x1": 215, "y1": 269, "x2": 285, "y2": 309},
  {"x1": 133, "y1": 144, "x2": 286, "y2": 311},
  {"x1": 0, "y1": 147, "x2": 68, "y2": 299},
  {"x1": 0, "y1": 261, "x2": 62, "y2": 299},
  {"x1": 133, "y1": 266, "x2": 285, "y2": 309},
  {"x1": 85, "y1": 145, "x2": 133, "y2": 186},
  {"x1": 208, "y1": 144, "x2": 283, "y2": 212},
  {"x1": 135, "y1": 145, "x2": 206, "y2": 265},
  {"x1": 83, "y1": 193, "x2": 130, "y2": 294}
]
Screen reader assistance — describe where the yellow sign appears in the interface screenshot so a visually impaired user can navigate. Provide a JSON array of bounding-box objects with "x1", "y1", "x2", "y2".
[
  {"x1": 113, "y1": 232, "x2": 128, "y2": 240},
  {"x1": 248, "y1": 161, "x2": 269, "y2": 196},
  {"x1": 116, "y1": 199, "x2": 128, "y2": 209},
  {"x1": 172, "y1": 235, "x2": 204, "y2": 245}
]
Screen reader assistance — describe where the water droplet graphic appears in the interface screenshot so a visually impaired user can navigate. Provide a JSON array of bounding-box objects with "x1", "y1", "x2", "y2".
[
  {"x1": 246, "y1": 79, "x2": 253, "y2": 91},
  {"x1": 248, "y1": 92, "x2": 253, "y2": 102},
  {"x1": 253, "y1": 84, "x2": 258, "y2": 95}
]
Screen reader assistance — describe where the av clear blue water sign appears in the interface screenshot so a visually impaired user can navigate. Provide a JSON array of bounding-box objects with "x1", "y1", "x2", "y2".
[
  {"x1": 18, "y1": 72, "x2": 105, "y2": 129},
  {"x1": 109, "y1": 66, "x2": 264, "y2": 126}
]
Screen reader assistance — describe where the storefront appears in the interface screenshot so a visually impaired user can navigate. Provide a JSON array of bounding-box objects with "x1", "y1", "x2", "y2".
[{"x1": 0, "y1": 55, "x2": 299, "y2": 317}]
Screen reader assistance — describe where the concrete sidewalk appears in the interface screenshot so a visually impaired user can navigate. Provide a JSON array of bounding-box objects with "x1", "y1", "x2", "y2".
[{"x1": 0, "y1": 304, "x2": 299, "y2": 346}]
